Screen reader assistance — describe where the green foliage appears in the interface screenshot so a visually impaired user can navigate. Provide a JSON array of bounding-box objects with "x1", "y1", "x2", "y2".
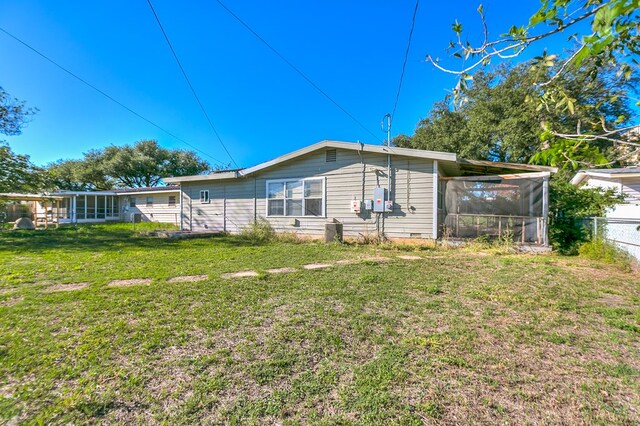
[
  {"x1": 579, "y1": 238, "x2": 631, "y2": 270},
  {"x1": 395, "y1": 61, "x2": 633, "y2": 168},
  {"x1": 0, "y1": 142, "x2": 47, "y2": 193},
  {"x1": 548, "y1": 172, "x2": 621, "y2": 253},
  {"x1": 0, "y1": 86, "x2": 37, "y2": 136},
  {"x1": 240, "y1": 218, "x2": 275, "y2": 244},
  {"x1": 47, "y1": 140, "x2": 211, "y2": 190},
  {"x1": 47, "y1": 157, "x2": 114, "y2": 191}
]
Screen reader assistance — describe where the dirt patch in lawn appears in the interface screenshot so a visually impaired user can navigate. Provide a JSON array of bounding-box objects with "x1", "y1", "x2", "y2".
[
  {"x1": 167, "y1": 275, "x2": 209, "y2": 283},
  {"x1": 107, "y1": 278, "x2": 153, "y2": 288},
  {"x1": 44, "y1": 283, "x2": 89, "y2": 292}
]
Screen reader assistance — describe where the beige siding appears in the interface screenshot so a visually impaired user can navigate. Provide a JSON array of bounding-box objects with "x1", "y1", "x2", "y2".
[
  {"x1": 120, "y1": 193, "x2": 180, "y2": 225},
  {"x1": 180, "y1": 148, "x2": 435, "y2": 239}
]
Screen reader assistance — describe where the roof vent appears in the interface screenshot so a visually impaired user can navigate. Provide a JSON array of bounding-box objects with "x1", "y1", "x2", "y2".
[{"x1": 326, "y1": 149, "x2": 337, "y2": 162}]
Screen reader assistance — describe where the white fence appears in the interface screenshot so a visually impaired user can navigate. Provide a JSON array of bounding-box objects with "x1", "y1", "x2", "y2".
[{"x1": 592, "y1": 216, "x2": 640, "y2": 261}]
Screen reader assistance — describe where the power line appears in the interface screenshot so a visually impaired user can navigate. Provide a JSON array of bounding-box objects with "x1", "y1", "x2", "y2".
[
  {"x1": 391, "y1": 0, "x2": 420, "y2": 126},
  {"x1": 146, "y1": 0, "x2": 239, "y2": 168},
  {"x1": 0, "y1": 25, "x2": 226, "y2": 166},
  {"x1": 213, "y1": 0, "x2": 383, "y2": 144}
]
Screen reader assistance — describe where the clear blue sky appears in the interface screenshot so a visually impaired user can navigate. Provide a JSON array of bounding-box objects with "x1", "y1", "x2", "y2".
[{"x1": 1, "y1": 1, "x2": 576, "y2": 169}]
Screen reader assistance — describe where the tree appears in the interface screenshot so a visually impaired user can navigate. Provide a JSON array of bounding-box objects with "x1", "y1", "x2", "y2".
[
  {"x1": 395, "y1": 61, "x2": 633, "y2": 167},
  {"x1": 47, "y1": 140, "x2": 211, "y2": 190},
  {"x1": 0, "y1": 87, "x2": 38, "y2": 136},
  {"x1": 0, "y1": 142, "x2": 46, "y2": 193},
  {"x1": 425, "y1": 0, "x2": 639, "y2": 166},
  {"x1": 47, "y1": 156, "x2": 114, "y2": 191}
]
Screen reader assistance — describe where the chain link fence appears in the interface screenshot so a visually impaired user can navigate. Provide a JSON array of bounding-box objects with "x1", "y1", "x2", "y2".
[{"x1": 590, "y1": 216, "x2": 640, "y2": 261}]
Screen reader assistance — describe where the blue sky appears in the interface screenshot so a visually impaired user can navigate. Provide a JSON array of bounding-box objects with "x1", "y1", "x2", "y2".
[{"x1": 1, "y1": 1, "x2": 576, "y2": 169}]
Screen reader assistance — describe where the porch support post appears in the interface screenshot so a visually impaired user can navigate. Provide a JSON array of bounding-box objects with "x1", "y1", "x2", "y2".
[
  {"x1": 432, "y1": 160, "x2": 438, "y2": 239},
  {"x1": 542, "y1": 174, "x2": 550, "y2": 246}
]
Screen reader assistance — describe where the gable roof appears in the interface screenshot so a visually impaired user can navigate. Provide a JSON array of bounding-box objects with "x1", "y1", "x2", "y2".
[
  {"x1": 164, "y1": 140, "x2": 556, "y2": 183},
  {"x1": 571, "y1": 167, "x2": 640, "y2": 185}
]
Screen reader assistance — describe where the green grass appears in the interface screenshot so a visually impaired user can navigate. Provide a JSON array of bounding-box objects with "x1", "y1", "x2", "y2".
[{"x1": 1, "y1": 224, "x2": 639, "y2": 424}]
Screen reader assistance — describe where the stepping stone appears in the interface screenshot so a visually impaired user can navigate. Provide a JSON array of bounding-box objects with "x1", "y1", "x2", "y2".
[
  {"x1": 167, "y1": 274, "x2": 209, "y2": 283},
  {"x1": 221, "y1": 271, "x2": 259, "y2": 279},
  {"x1": 397, "y1": 255, "x2": 422, "y2": 260},
  {"x1": 361, "y1": 256, "x2": 391, "y2": 262},
  {"x1": 0, "y1": 296, "x2": 23, "y2": 307},
  {"x1": 266, "y1": 267, "x2": 297, "y2": 274},
  {"x1": 302, "y1": 263, "x2": 333, "y2": 270},
  {"x1": 45, "y1": 282, "x2": 89, "y2": 292},
  {"x1": 107, "y1": 278, "x2": 153, "y2": 288},
  {"x1": 336, "y1": 259, "x2": 357, "y2": 265}
]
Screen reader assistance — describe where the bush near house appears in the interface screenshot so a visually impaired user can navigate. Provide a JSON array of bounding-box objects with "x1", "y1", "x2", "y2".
[{"x1": 0, "y1": 225, "x2": 638, "y2": 424}]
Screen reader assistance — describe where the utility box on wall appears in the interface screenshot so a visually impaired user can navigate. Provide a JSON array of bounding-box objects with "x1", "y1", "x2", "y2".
[{"x1": 373, "y1": 187, "x2": 388, "y2": 212}]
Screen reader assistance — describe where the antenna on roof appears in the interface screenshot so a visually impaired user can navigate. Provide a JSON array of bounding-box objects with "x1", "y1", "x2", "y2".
[{"x1": 381, "y1": 113, "x2": 391, "y2": 147}]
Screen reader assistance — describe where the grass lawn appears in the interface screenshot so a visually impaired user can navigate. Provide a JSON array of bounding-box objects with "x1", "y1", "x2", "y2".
[{"x1": 1, "y1": 224, "x2": 639, "y2": 425}]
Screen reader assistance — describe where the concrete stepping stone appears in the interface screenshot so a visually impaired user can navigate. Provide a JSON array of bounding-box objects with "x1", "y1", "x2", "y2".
[
  {"x1": 45, "y1": 282, "x2": 89, "y2": 292},
  {"x1": 221, "y1": 271, "x2": 259, "y2": 279},
  {"x1": 107, "y1": 278, "x2": 153, "y2": 288},
  {"x1": 336, "y1": 259, "x2": 357, "y2": 265},
  {"x1": 361, "y1": 256, "x2": 391, "y2": 262},
  {"x1": 302, "y1": 263, "x2": 333, "y2": 270},
  {"x1": 167, "y1": 274, "x2": 209, "y2": 283},
  {"x1": 397, "y1": 255, "x2": 422, "y2": 260},
  {"x1": 266, "y1": 267, "x2": 297, "y2": 274}
]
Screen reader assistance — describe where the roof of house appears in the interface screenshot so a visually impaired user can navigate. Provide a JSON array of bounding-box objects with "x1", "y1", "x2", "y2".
[
  {"x1": 113, "y1": 186, "x2": 180, "y2": 194},
  {"x1": 164, "y1": 140, "x2": 556, "y2": 183},
  {"x1": 0, "y1": 193, "x2": 64, "y2": 201},
  {"x1": 571, "y1": 167, "x2": 640, "y2": 185}
]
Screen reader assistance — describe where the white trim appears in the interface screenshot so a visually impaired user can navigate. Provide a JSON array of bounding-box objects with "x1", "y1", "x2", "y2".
[
  {"x1": 265, "y1": 177, "x2": 326, "y2": 218},
  {"x1": 199, "y1": 190, "x2": 210, "y2": 204},
  {"x1": 432, "y1": 160, "x2": 438, "y2": 239}
]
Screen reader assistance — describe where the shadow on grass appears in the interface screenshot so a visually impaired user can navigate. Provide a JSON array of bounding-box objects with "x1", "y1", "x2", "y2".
[{"x1": 0, "y1": 224, "x2": 283, "y2": 254}]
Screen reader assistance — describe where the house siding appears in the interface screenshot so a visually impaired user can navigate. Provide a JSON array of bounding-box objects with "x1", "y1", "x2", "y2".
[
  {"x1": 179, "y1": 148, "x2": 435, "y2": 239},
  {"x1": 120, "y1": 193, "x2": 180, "y2": 225},
  {"x1": 585, "y1": 176, "x2": 640, "y2": 204}
]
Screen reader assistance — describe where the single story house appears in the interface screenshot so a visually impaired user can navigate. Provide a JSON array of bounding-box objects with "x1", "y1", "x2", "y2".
[
  {"x1": 1, "y1": 186, "x2": 181, "y2": 226},
  {"x1": 164, "y1": 140, "x2": 556, "y2": 244},
  {"x1": 572, "y1": 167, "x2": 640, "y2": 259},
  {"x1": 571, "y1": 167, "x2": 640, "y2": 206}
]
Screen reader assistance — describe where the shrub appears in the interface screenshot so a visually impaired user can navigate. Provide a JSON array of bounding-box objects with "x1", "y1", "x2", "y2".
[
  {"x1": 578, "y1": 238, "x2": 631, "y2": 270},
  {"x1": 240, "y1": 218, "x2": 274, "y2": 244}
]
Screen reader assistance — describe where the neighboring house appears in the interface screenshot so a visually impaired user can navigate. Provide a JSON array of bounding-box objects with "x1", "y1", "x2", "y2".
[
  {"x1": 572, "y1": 167, "x2": 640, "y2": 260},
  {"x1": 1, "y1": 186, "x2": 181, "y2": 225},
  {"x1": 165, "y1": 140, "x2": 555, "y2": 244},
  {"x1": 571, "y1": 167, "x2": 640, "y2": 205}
]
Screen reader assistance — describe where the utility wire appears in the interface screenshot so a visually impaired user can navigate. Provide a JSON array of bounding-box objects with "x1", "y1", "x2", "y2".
[
  {"x1": 0, "y1": 26, "x2": 226, "y2": 166},
  {"x1": 391, "y1": 0, "x2": 420, "y2": 126},
  {"x1": 146, "y1": 0, "x2": 239, "y2": 168},
  {"x1": 213, "y1": 0, "x2": 383, "y2": 144}
]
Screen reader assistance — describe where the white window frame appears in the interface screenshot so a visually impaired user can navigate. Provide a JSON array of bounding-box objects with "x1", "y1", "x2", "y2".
[
  {"x1": 199, "y1": 190, "x2": 210, "y2": 204},
  {"x1": 265, "y1": 177, "x2": 326, "y2": 218}
]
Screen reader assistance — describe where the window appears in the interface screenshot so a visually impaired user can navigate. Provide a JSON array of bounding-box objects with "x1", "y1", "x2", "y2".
[
  {"x1": 146, "y1": 196, "x2": 153, "y2": 207},
  {"x1": 129, "y1": 197, "x2": 136, "y2": 208},
  {"x1": 200, "y1": 190, "x2": 209, "y2": 204},
  {"x1": 168, "y1": 195, "x2": 176, "y2": 206},
  {"x1": 267, "y1": 178, "x2": 324, "y2": 217}
]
